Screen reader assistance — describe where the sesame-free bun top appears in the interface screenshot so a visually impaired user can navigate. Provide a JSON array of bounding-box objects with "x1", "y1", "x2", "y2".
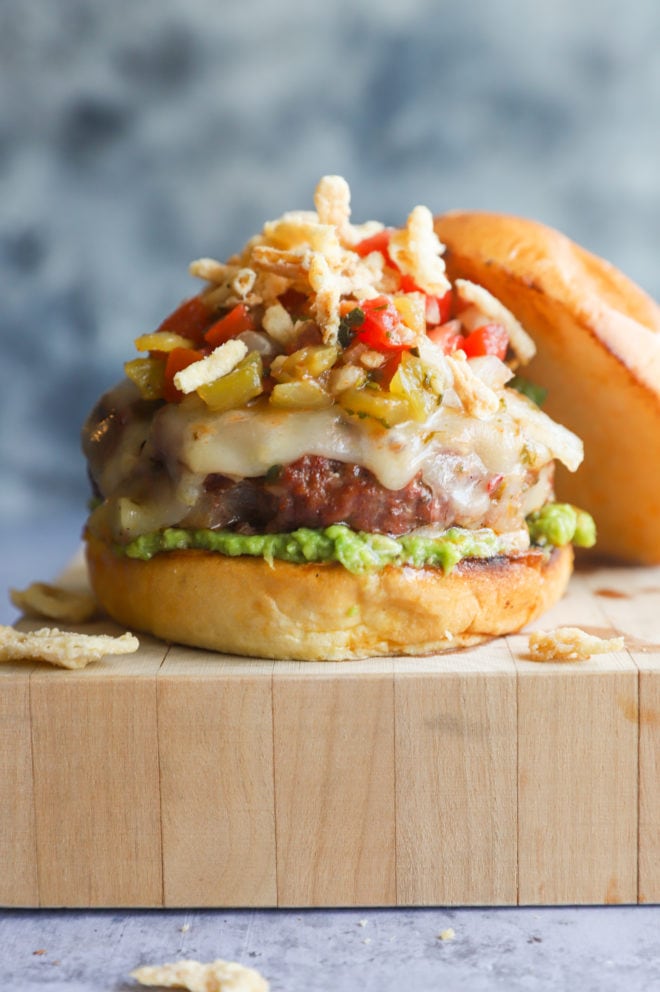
[
  {"x1": 435, "y1": 210, "x2": 660, "y2": 564},
  {"x1": 85, "y1": 533, "x2": 572, "y2": 661}
]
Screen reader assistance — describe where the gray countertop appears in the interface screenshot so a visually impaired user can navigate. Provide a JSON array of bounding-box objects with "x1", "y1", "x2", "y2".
[
  {"x1": 2, "y1": 517, "x2": 660, "y2": 991},
  {"x1": 2, "y1": 904, "x2": 660, "y2": 992}
]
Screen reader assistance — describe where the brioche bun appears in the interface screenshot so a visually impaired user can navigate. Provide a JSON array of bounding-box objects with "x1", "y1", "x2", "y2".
[
  {"x1": 435, "y1": 211, "x2": 660, "y2": 564},
  {"x1": 85, "y1": 533, "x2": 572, "y2": 661}
]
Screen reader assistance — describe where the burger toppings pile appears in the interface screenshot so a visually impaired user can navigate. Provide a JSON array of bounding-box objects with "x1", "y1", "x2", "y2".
[{"x1": 83, "y1": 176, "x2": 595, "y2": 573}]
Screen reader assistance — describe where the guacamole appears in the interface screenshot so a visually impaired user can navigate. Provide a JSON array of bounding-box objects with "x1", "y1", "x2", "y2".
[
  {"x1": 119, "y1": 503, "x2": 595, "y2": 575},
  {"x1": 526, "y1": 502, "x2": 596, "y2": 549}
]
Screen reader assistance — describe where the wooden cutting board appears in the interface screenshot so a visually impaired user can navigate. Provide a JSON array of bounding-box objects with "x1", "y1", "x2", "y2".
[{"x1": 2, "y1": 551, "x2": 659, "y2": 908}]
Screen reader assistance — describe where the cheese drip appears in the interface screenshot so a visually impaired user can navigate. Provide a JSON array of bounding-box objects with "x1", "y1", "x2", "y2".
[{"x1": 153, "y1": 392, "x2": 576, "y2": 490}]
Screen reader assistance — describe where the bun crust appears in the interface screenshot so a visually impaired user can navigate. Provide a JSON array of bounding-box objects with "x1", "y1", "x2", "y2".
[
  {"x1": 435, "y1": 211, "x2": 660, "y2": 564},
  {"x1": 85, "y1": 534, "x2": 572, "y2": 661}
]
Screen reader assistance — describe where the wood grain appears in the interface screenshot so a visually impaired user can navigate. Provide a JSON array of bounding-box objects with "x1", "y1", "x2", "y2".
[
  {"x1": 0, "y1": 663, "x2": 38, "y2": 906},
  {"x1": 158, "y1": 651, "x2": 276, "y2": 907},
  {"x1": 514, "y1": 637, "x2": 638, "y2": 905},
  {"x1": 29, "y1": 626, "x2": 166, "y2": 907},
  {"x1": 515, "y1": 567, "x2": 638, "y2": 904},
  {"x1": 638, "y1": 664, "x2": 660, "y2": 903},
  {"x1": 579, "y1": 563, "x2": 660, "y2": 903},
  {"x1": 272, "y1": 660, "x2": 396, "y2": 907},
  {"x1": 394, "y1": 640, "x2": 517, "y2": 906}
]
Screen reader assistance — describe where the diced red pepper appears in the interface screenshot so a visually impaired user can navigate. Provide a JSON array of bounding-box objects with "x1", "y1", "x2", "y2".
[
  {"x1": 427, "y1": 321, "x2": 464, "y2": 354},
  {"x1": 158, "y1": 297, "x2": 212, "y2": 346},
  {"x1": 356, "y1": 296, "x2": 415, "y2": 352},
  {"x1": 204, "y1": 303, "x2": 255, "y2": 348},
  {"x1": 163, "y1": 347, "x2": 203, "y2": 403},
  {"x1": 461, "y1": 322, "x2": 509, "y2": 361},
  {"x1": 354, "y1": 229, "x2": 394, "y2": 266}
]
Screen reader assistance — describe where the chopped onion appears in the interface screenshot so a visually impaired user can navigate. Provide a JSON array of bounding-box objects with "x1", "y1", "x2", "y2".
[
  {"x1": 468, "y1": 354, "x2": 514, "y2": 390},
  {"x1": 236, "y1": 330, "x2": 280, "y2": 358}
]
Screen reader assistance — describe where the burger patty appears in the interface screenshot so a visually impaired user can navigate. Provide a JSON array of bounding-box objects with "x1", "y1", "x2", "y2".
[{"x1": 181, "y1": 455, "x2": 454, "y2": 536}]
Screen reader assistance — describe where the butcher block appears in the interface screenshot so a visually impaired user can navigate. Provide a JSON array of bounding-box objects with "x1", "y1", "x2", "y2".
[{"x1": 2, "y1": 552, "x2": 659, "y2": 908}]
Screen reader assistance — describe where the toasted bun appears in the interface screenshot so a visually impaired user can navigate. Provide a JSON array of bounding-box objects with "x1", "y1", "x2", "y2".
[
  {"x1": 85, "y1": 533, "x2": 572, "y2": 661},
  {"x1": 435, "y1": 211, "x2": 660, "y2": 564}
]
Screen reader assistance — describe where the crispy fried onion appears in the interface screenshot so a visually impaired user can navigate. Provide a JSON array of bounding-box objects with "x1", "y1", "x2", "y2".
[{"x1": 0, "y1": 626, "x2": 139, "y2": 670}]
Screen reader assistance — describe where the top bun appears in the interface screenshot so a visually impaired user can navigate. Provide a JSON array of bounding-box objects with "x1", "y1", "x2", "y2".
[{"x1": 435, "y1": 211, "x2": 660, "y2": 564}]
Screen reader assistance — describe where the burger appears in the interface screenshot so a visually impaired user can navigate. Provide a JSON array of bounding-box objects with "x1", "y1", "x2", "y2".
[{"x1": 82, "y1": 176, "x2": 594, "y2": 660}]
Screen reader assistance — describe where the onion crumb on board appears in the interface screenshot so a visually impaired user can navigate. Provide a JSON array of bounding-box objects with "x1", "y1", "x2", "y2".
[
  {"x1": 10, "y1": 581, "x2": 97, "y2": 624},
  {"x1": 528, "y1": 626, "x2": 624, "y2": 662},
  {"x1": 0, "y1": 625, "x2": 139, "y2": 670}
]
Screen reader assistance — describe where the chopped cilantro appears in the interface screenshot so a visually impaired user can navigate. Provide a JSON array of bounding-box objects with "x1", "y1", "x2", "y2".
[
  {"x1": 338, "y1": 307, "x2": 365, "y2": 347},
  {"x1": 509, "y1": 375, "x2": 547, "y2": 407}
]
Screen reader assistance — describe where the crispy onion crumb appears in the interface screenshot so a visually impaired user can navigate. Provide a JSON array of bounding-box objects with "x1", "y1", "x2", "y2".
[
  {"x1": 528, "y1": 626, "x2": 624, "y2": 662},
  {"x1": 0, "y1": 626, "x2": 139, "y2": 670},
  {"x1": 130, "y1": 958, "x2": 269, "y2": 992},
  {"x1": 10, "y1": 582, "x2": 97, "y2": 624}
]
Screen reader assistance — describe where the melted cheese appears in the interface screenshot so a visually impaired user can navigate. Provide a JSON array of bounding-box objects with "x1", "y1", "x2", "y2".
[{"x1": 154, "y1": 395, "x2": 541, "y2": 492}]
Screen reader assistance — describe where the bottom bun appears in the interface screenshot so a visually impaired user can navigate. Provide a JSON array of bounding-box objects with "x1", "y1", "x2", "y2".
[{"x1": 85, "y1": 535, "x2": 573, "y2": 661}]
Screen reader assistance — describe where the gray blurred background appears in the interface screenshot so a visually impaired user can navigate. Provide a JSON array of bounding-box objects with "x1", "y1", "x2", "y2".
[{"x1": 2, "y1": 0, "x2": 660, "y2": 527}]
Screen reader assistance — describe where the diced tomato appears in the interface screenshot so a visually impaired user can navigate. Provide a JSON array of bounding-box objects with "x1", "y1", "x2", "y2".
[
  {"x1": 158, "y1": 297, "x2": 212, "y2": 346},
  {"x1": 163, "y1": 347, "x2": 203, "y2": 403},
  {"x1": 398, "y1": 273, "x2": 418, "y2": 293},
  {"x1": 356, "y1": 296, "x2": 415, "y2": 352},
  {"x1": 354, "y1": 229, "x2": 394, "y2": 266},
  {"x1": 204, "y1": 303, "x2": 254, "y2": 348},
  {"x1": 427, "y1": 320, "x2": 463, "y2": 354},
  {"x1": 461, "y1": 322, "x2": 509, "y2": 361}
]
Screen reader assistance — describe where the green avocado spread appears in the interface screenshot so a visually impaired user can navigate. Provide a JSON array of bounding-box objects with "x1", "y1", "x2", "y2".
[
  {"x1": 119, "y1": 503, "x2": 595, "y2": 575},
  {"x1": 526, "y1": 502, "x2": 596, "y2": 550}
]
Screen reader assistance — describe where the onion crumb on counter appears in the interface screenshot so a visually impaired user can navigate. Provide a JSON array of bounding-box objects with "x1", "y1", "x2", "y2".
[{"x1": 130, "y1": 958, "x2": 269, "y2": 992}]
